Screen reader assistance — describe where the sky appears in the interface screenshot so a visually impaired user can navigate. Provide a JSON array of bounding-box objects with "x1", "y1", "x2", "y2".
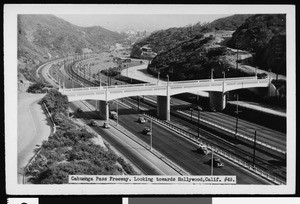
[{"x1": 55, "y1": 14, "x2": 231, "y2": 32}]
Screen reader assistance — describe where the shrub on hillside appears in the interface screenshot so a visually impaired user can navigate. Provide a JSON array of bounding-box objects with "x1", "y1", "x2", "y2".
[
  {"x1": 207, "y1": 47, "x2": 228, "y2": 58},
  {"x1": 117, "y1": 157, "x2": 136, "y2": 175},
  {"x1": 41, "y1": 89, "x2": 68, "y2": 114},
  {"x1": 27, "y1": 82, "x2": 45, "y2": 93},
  {"x1": 26, "y1": 86, "x2": 138, "y2": 184}
]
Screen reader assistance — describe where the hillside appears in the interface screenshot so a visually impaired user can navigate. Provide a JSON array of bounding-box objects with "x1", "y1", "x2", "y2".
[
  {"x1": 130, "y1": 23, "x2": 211, "y2": 59},
  {"x1": 148, "y1": 35, "x2": 252, "y2": 81},
  {"x1": 227, "y1": 14, "x2": 286, "y2": 75},
  {"x1": 18, "y1": 15, "x2": 126, "y2": 70},
  {"x1": 209, "y1": 14, "x2": 253, "y2": 30},
  {"x1": 130, "y1": 14, "x2": 252, "y2": 59}
]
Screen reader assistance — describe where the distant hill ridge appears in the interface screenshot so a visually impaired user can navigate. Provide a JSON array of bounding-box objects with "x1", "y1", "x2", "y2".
[
  {"x1": 227, "y1": 14, "x2": 286, "y2": 75},
  {"x1": 209, "y1": 14, "x2": 254, "y2": 30},
  {"x1": 130, "y1": 14, "x2": 252, "y2": 59},
  {"x1": 18, "y1": 14, "x2": 126, "y2": 69},
  {"x1": 131, "y1": 14, "x2": 286, "y2": 81}
]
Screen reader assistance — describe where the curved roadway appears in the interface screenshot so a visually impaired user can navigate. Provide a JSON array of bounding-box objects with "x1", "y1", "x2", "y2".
[{"x1": 52, "y1": 58, "x2": 272, "y2": 184}]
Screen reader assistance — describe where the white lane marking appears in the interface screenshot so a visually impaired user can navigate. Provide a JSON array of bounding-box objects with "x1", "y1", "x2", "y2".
[{"x1": 73, "y1": 100, "x2": 167, "y2": 175}]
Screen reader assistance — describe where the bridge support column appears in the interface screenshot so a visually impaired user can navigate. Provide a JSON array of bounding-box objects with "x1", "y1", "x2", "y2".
[
  {"x1": 98, "y1": 100, "x2": 109, "y2": 121},
  {"x1": 209, "y1": 91, "x2": 226, "y2": 111},
  {"x1": 157, "y1": 96, "x2": 170, "y2": 120}
]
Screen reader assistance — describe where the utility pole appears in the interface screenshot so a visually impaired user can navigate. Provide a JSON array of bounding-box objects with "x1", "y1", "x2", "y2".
[
  {"x1": 197, "y1": 106, "x2": 202, "y2": 138},
  {"x1": 107, "y1": 72, "x2": 109, "y2": 86},
  {"x1": 274, "y1": 36, "x2": 282, "y2": 81},
  {"x1": 71, "y1": 68, "x2": 74, "y2": 88},
  {"x1": 98, "y1": 71, "x2": 101, "y2": 88},
  {"x1": 234, "y1": 94, "x2": 242, "y2": 140},
  {"x1": 137, "y1": 96, "x2": 140, "y2": 111},
  {"x1": 211, "y1": 150, "x2": 214, "y2": 175},
  {"x1": 150, "y1": 118, "x2": 153, "y2": 150},
  {"x1": 88, "y1": 64, "x2": 91, "y2": 81},
  {"x1": 236, "y1": 40, "x2": 241, "y2": 69},
  {"x1": 190, "y1": 107, "x2": 193, "y2": 122},
  {"x1": 252, "y1": 130, "x2": 257, "y2": 166},
  {"x1": 116, "y1": 101, "x2": 119, "y2": 126},
  {"x1": 157, "y1": 69, "x2": 160, "y2": 85}
]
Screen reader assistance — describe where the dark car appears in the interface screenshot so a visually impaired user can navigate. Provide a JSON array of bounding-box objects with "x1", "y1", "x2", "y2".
[
  {"x1": 257, "y1": 73, "x2": 268, "y2": 79},
  {"x1": 197, "y1": 144, "x2": 211, "y2": 155},
  {"x1": 138, "y1": 117, "x2": 146, "y2": 124},
  {"x1": 142, "y1": 127, "x2": 151, "y2": 136},
  {"x1": 89, "y1": 120, "x2": 97, "y2": 126},
  {"x1": 102, "y1": 121, "x2": 110, "y2": 129},
  {"x1": 77, "y1": 108, "x2": 83, "y2": 113},
  {"x1": 209, "y1": 157, "x2": 224, "y2": 168}
]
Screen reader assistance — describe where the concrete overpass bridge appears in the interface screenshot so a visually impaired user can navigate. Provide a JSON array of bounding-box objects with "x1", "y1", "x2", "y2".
[{"x1": 59, "y1": 76, "x2": 272, "y2": 121}]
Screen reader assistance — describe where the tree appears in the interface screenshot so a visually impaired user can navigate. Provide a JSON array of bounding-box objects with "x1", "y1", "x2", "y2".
[{"x1": 27, "y1": 82, "x2": 45, "y2": 93}]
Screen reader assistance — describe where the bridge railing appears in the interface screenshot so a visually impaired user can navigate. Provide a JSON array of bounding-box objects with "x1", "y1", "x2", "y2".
[
  {"x1": 213, "y1": 76, "x2": 257, "y2": 81},
  {"x1": 226, "y1": 79, "x2": 269, "y2": 86},
  {"x1": 61, "y1": 77, "x2": 269, "y2": 93}
]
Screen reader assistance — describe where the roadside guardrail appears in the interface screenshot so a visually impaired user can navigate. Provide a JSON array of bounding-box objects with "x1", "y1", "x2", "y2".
[
  {"x1": 177, "y1": 110, "x2": 286, "y2": 155},
  {"x1": 22, "y1": 102, "x2": 56, "y2": 184},
  {"x1": 141, "y1": 113, "x2": 286, "y2": 185}
]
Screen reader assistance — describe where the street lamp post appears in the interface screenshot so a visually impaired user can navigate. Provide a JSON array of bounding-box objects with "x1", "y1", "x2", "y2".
[
  {"x1": 167, "y1": 74, "x2": 169, "y2": 85},
  {"x1": 116, "y1": 100, "x2": 119, "y2": 126},
  {"x1": 211, "y1": 68, "x2": 214, "y2": 80},
  {"x1": 150, "y1": 118, "x2": 153, "y2": 150},
  {"x1": 255, "y1": 66, "x2": 258, "y2": 78},
  {"x1": 222, "y1": 71, "x2": 225, "y2": 93},
  {"x1": 236, "y1": 41, "x2": 239, "y2": 69},
  {"x1": 88, "y1": 65, "x2": 91, "y2": 81},
  {"x1": 106, "y1": 72, "x2": 109, "y2": 86},
  {"x1": 234, "y1": 94, "x2": 240, "y2": 140},
  {"x1": 72, "y1": 70, "x2": 74, "y2": 88},
  {"x1": 190, "y1": 107, "x2": 193, "y2": 122},
  {"x1": 98, "y1": 71, "x2": 101, "y2": 88},
  {"x1": 211, "y1": 150, "x2": 214, "y2": 175},
  {"x1": 252, "y1": 130, "x2": 257, "y2": 166},
  {"x1": 137, "y1": 96, "x2": 140, "y2": 111},
  {"x1": 197, "y1": 106, "x2": 202, "y2": 138},
  {"x1": 157, "y1": 70, "x2": 160, "y2": 85}
]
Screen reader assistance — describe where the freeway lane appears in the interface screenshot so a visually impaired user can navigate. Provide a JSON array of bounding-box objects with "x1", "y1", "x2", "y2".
[
  {"x1": 45, "y1": 63, "x2": 182, "y2": 176},
  {"x1": 183, "y1": 109, "x2": 286, "y2": 151},
  {"x1": 140, "y1": 96, "x2": 286, "y2": 180},
  {"x1": 68, "y1": 102, "x2": 166, "y2": 175},
  {"x1": 49, "y1": 59, "x2": 272, "y2": 184},
  {"x1": 77, "y1": 57, "x2": 285, "y2": 153},
  {"x1": 108, "y1": 102, "x2": 270, "y2": 184},
  {"x1": 145, "y1": 95, "x2": 286, "y2": 152}
]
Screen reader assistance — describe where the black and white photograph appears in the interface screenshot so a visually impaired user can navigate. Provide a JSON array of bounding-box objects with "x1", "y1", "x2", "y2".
[{"x1": 4, "y1": 4, "x2": 296, "y2": 195}]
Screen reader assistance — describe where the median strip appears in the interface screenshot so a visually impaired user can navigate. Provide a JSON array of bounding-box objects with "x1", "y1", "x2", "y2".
[
  {"x1": 177, "y1": 110, "x2": 286, "y2": 155},
  {"x1": 141, "y1": 113, "x2": 285, "y2": 185}
]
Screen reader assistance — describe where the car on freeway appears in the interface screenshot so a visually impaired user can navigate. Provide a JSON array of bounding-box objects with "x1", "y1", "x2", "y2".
[
  {"x1": 142, "y1": 127, "x2": 151, "y2": 136},
  {"x1": 196, "y1": 144, "x2": 211, "y2": 155},
  {"x1": 77, "y1": 108, "x2": 83, "y2": 113},
  {"x1": 209, "y1": 157, "x2": 224, "y2": 168},
  {"x1": 210, "y1": 107, "x2": 216, "y2": 112},
  {"x1": 257, "y1": 73, "x2": 268, "y2": 79},
  {"x1": 102, "y1": 121, "x2": 110, "y2": 129},
  {"x1": 109, "y1": 111, "x2": 118, "y2": 120},
  {"x1": 89, "y1": 120, "x2": 98, "y2": 127},
  {"x1": 138, "y1": 116, "x2": 146, "y2": 124}
]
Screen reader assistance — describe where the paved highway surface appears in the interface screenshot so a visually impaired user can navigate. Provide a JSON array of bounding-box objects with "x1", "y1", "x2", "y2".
[{"x1": 48, "y1": 59, "x2": 273, "y2": 184}]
